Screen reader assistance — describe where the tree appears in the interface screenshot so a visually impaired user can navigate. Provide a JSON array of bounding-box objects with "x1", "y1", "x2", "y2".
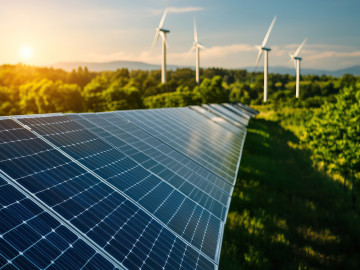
[
  {"x1": 193, "y1": 75, "x2": 229, "y2": 104},
  {"x1": 103, "y1": 82, "x2": 143, "y2": 111},
  {"x1": 82, "y1": 74, "x2": 109, "y2": 112},
  {"x1": 19, "y1": 79, "x2": 83, "y2": 114}
]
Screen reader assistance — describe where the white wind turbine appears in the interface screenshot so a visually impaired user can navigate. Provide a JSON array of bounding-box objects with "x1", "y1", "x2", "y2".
[
  {"x1": 189, "y1": 18, "x2": 205, "y2": 84},
  {"x1": 151, "y1": 8, "x2": 170, "y2": 84},
  {"x1": 254, "y1": 16, "x2": 277, "y2": 102},
  {"x1": 289, "y1": 38, "x2": 307, "y2": 98}
]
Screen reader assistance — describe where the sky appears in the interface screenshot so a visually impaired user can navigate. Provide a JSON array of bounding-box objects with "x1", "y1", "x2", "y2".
[{"x1": 0, "y1": 0, "x2": 359, "y2": 70}]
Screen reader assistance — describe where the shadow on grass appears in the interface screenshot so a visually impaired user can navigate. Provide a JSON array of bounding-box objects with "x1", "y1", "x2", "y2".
[{"x1": 220, "y1": 118, "x2": 360, "y2": 270}]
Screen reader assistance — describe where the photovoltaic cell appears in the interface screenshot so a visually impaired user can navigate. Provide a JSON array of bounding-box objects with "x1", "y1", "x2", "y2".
[
  {"x1": 0, "y1": 118, "x2": 215, "y2": 269},
  {"x1": 13, "y1": 115, "x2": 221, "y2": 262}
]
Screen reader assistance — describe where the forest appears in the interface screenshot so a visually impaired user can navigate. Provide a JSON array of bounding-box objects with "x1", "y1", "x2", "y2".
[{"x1": 0, "y1": 63, "x2": 359, "y2": 116}]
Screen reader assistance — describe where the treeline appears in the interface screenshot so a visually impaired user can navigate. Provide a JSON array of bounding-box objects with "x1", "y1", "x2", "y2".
[{"x1": 0, "y1": 63, "x2": 359, "y2": 116}]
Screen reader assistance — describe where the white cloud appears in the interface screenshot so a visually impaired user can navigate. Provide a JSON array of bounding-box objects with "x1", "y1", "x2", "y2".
[
  {"x1": 150, "y1": 6, "x2": 203, "y2": 16},
  {"x1": 306, "y1": 50, "x2": 360, "y2": 61}
]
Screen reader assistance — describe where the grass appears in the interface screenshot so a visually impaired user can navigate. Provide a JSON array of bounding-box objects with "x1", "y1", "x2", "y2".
[{"x1": 219, "y1": 109, "x2": 360, "y2": 269}]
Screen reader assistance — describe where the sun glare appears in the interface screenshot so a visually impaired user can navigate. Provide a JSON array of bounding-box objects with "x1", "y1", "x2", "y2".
[{"x1": 19, "y1": 45, "x2": 33, "y2": 61}]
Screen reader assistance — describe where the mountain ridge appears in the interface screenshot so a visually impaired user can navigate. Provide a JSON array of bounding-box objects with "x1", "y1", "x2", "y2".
[{"x1": 51, "y1": 61, "x2": 360, "y2": 77}]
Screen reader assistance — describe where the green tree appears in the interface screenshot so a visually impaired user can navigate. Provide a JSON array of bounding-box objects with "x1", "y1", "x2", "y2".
[
  {"x1": 103, "y1": 82, "x2": 143, "y2": 111},
  {"x1": 193, "y1": 75, "x2": 229, "y2": 104}
]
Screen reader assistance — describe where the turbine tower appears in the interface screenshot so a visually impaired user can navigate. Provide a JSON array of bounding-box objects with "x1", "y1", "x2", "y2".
[
  {"x1": 289, "y1": 38, "x2": 307, "y2": 98},
  {"x1": 151, "y1": 8, "x2": 170, "y2": 84},
  {"x1": 190, "y1": 18, "x2": 205, "y2": 84},
  {"x1": 254, "y1": 16, "x2": 277, "y2": 102}
]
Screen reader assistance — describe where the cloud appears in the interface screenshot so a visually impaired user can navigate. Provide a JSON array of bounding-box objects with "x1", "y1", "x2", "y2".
[
  {"x1": 201, "y1": 44, "x2": 256, "y2": 58},
  {"x1": 150, "y1": 6, "x2": 203, "y2": 16},
  {"x1": 306, "y1": 50, "x2": 360, "y2": 61}
]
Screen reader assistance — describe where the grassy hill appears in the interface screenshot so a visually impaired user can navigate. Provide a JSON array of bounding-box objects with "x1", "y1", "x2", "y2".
[{"x1": 220, "y1": 107, "x2": 360, "y2": 269}]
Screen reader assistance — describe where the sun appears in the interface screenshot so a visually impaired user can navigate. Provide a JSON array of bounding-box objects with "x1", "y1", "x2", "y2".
[{"x1": 19, "y1": 45, "x2": 33, "y2": 61}]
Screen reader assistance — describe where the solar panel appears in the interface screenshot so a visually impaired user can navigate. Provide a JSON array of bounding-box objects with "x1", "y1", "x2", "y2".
[
  {"x1": 66, "y1": 113, "x2": 230, "y2": 222},
  {"x1": 0, "y1": 117, "x2": 216, "y2": 269},
  {"x1": 202, "y1": 104, "x2": 249, "y2": 127},
  {"x1": 116, "y1": 108, "x2": 245, "y2": 185},
  {"x1": 189, "y1": 106, "x2": 242, "y2": 133},
  {"x1": 0, "y1": 171, "x2": 118, "y2": 270},
  {"x1": 221, "y1": 103, "x2": 252, "y2": 120},
  {"x1": 0, "y1": 103, "x2": 256, "y2": 269},
  {"x1": 235, "y1": 103, "x2": 259, "y2": 117},
  {"x1": 208, "y1": 104, "x2": 250, "y2": 126},
  {"x1": 12, "y1": 114, "x2": 221, "y2": 262}
]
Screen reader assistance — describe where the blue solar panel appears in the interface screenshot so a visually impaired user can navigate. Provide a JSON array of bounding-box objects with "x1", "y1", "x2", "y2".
[
  {"x1": 221, "y1": 103, "x2": 253, "y2": 120},
  {"x1": 0, "y1": 103, "x2": 256, "y2": 269},
  {"x1": 67, "y1": 113, "x2": 231, "y2": 220},
  {"x1": 0, "y1": 117, "x2": 216, "y2": 269},
  {"x1": 12, "y1": 115, "x2": 221, "y2": 262},
  {"x1": 190, "y1": 106, "x2": 242, "y2": 133},
  {"x1": 0, "y1": 171, "x2": 118, "y2": 270},
  {"x1": 115, "y1": 108, "x2": 245, "y2": 185}
]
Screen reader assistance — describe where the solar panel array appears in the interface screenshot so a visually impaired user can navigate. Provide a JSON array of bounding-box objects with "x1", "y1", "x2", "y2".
[{"x1": 0, "y1": 103, "x2": 257, "y2": 270}]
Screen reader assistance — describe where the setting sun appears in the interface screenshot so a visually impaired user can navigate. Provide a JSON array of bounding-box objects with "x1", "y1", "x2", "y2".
[{"x1": 19, "y1": 45, "x2": 33, "y2": 61}]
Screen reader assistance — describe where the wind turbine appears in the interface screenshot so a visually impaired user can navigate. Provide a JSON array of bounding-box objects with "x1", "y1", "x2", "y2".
[
  {"x1": 190, "y1": 17, "x2": 205, "y2": 84},
  {"x1": 151, "y1": 8, "x2": 170, "y2": 84},
  {"x1": 289, "y1": 38, "x2": 307, "y2": 98},
  {"x1": 255, "y1": 16, "x2": 277, "y2": 102}
]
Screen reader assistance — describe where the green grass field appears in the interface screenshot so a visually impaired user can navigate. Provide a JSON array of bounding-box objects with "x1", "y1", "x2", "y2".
[{"x1": 220, "y1": 109, "x2": 360, "y2": 269}]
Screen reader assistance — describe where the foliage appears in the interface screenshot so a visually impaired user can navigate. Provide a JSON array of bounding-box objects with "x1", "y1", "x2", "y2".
[
  {"x1": 303, "y1": 87, "x2": 360, "y2": 195},
  {"x1": 193, "y1": 75, "x2": 229, "y2": 103},
  {"x1": 19, "y1": 79, "x2": 83, "y2": 114},
  {"x1": 221, "y1": 110, "x2": 360, "y2": 269},
  {"x1": 0, "y1": 64, "x2": 359, "y2": 117}
]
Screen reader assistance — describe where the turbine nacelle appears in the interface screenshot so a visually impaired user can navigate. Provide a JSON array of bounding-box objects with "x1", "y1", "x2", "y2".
[
  {"x1": 158, "y1": 28, "x2": 170, "y2": 34},
  {"x1": 256, "y1": 45, "x2": 271, "y2": 52}
]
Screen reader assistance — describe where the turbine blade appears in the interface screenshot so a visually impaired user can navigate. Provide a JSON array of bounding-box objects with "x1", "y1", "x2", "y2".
[
  {"x1": 151, "y1": 31, "x2": 160, "y2": 52},
  {"x1": 262, "y1": 16, "x2": 277, "y2": 47},
  {"x1": 159, "y1": 8, "x2": 168, "y2": 29},
  {"x1": 293, "y1": 59, "x2": 296, "y2": 70},
  {"x1": 255, "y1": 49, "x2": 263, "y2": 71},
  {"x1": 294, "y1": 38, "x2": 307, "y2": 57},
  {"x1": 194, "y1": 17, "x2": 198, "y2": 43},
  {"x1": 198, "y1": 43, "x2": 206, "y2": 49},
  {"x1": 188, "y1": 45, "x2": 195, "y2": 54}
]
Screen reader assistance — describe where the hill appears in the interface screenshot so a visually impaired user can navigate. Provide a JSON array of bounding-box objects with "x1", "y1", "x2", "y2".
[{"x1": 51, "y1": 61, "x2": 360, "y2": 77}]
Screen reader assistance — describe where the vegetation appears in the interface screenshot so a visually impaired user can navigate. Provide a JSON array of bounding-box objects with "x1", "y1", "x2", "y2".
[
  {"x1": 220, "y1": 102, "x2": 360, "y2": 269},
  {"x1": 1, "y1": 63, "x2": 360, "y2": 269},
  {"x1": 1, "y1": 64, "x2": 359, "y2": 116}
]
